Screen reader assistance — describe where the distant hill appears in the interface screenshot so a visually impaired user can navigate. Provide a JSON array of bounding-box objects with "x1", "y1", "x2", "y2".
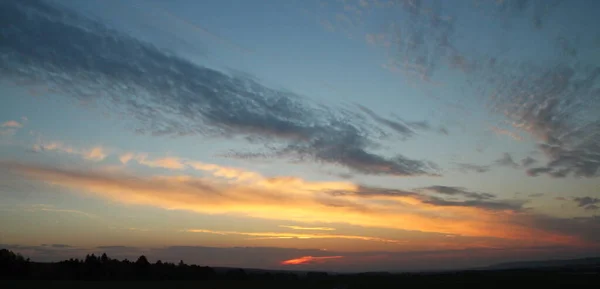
[{"x1": 485, "y1": 257, "x2": 600, "y2": 270}]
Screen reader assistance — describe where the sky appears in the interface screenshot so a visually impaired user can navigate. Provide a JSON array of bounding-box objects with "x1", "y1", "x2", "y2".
[{"x1": 1, "y1": 0, "x2": 600, "y2": 272}]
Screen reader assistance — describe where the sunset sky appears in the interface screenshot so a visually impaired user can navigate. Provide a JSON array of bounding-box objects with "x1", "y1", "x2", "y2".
[{"x1": 1, "y1": 0, "x2": 600, "y2": 272}]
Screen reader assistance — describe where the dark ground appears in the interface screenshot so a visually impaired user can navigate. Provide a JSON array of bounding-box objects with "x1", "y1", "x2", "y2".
[{"x1": 2, "y1": 249, "x2": 599, "y2": 288}]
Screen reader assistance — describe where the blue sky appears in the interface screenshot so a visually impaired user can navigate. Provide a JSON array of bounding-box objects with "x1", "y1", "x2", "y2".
[{"x1": 1, "y1": 0, "x2": 600, "y2": 271}]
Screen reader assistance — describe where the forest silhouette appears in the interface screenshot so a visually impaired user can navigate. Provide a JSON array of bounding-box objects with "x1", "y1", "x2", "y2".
[{"x1": 2, "y1": 248, "x2": 599, "y2": 288}]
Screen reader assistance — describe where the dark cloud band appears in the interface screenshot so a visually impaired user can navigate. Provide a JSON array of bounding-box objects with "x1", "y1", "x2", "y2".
[{"x1": 0, "y1": 0, "x2": 437, "y2": 177}]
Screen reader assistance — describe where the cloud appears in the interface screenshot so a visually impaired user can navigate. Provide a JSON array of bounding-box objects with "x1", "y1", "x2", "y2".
[
  {"x1": 279, "y1": 225, "x2": 336, "y2": 231},
  {"x1": 490, "y1": 126, "x2": 523, "y2": 141},
  {"x1": 331, "y1": 0, "x2": 599, "y2": 179},
  {"x1": 356, "y1": 105, "x2": 414, "y2": 137},
  {"x1": 0, "y1": 120, "x2": 25, "y2": 137},
  {"x1": 85, "y1": 147, "x2": 108, "y2": 162},
  {"x1": 496, "y1": 64, "x2": 600, "y2": 178},
  {"x1": 184, "y1": 229, "x2": 402, "y2": 243},
  {"x1": 117, "y1": 152, "x2": 263, "y2": 181},
  {"x1": 281, "y1": 255, "x2": 343, "y2": 265},
  {"x1": 32, "y1": 141, "x2": 107, "y2": 161},
  {"x1": 495, "y1": 153, "x2": 519, "y2": 168},
  {"x1": 356, "y1": 105, "x2": 449, "y2": 138},
  {"x1": 1, "y1": 120, "x2": 22, "y2": 128},
  {"x1": 573, "y1": 197, "x2": 600, "y2": 211},
  {"x1": 136, "y1": 155, "x2": 186, "y2": 170},
  {"x1": 408, "y1": 186, "x2": 526, "y2": 211},
  {"x1": 420, "y1": 186, "x2": 495, "y2": 200},
  {"x1": 0, "y1": 0, "x2": 437, "y2": 177},
  {"x1": 327, "y1": 185, "x2": 417, "y2": 198},
  {"x1": 18, "y1": 204, "x2": 99, "y2": 219},
  {"x1": 0, "y1": 160, "x2": 575, "y2": 243},
  {"x1": 455, "y1": 163, "x2": 491, "y2": 173},
  {"x1": 119, "y1": 153, "x2": 186, "y2": 170},
  {"x1": 521, "y1": 157, "x2": 538, "y2": 167},
  {"x1": 119, "y1": 153, "x2": 135, "y2": 164},
  {"x1": 527, "y1": 215, "x2": 600, "y2": 244},
  {"x1": 49, "y1": 244, "x2": 72, "y2": 248},
  {"x1": 422, "y1": 196, "x2": 525, "y2": 211}
]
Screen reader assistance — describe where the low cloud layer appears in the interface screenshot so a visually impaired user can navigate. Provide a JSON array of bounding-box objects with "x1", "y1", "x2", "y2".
[
  {"x1": 185, "y1": 229, "x2": 402, "y2": 244},
  {"x1": 0, "y1": 0, "x2": 439, "y2": 177},
  {"x1": 0, "y1": 160, "x2": 589, "y2": 245}
]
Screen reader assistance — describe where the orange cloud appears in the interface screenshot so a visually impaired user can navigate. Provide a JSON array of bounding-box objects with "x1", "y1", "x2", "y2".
[
  {"x1": 119, "y1": 153, "x2": 261, "y2": 181},
  {"x1": 490, "y1": 126, "x2": 523, "y2": 141},
  {"x1": 84, "y1": 147, "x2": 108, "y2": 161},
  {"x1": 33, "y1": 142, "x2": 107, "y2": 161},
  {"x1": 1, "y1": 120, "x2": 23, "y2": 128},
  {"x1": 279, "y1": 225, "x2": 336, "y2": 231},
  {"x1": 0, "y1": 161, "x2": 582, "y2": 246},
  {"x1": 118, "y1": 153, "x2": 135, "y2": 164},
  {"x1": 281, "y1": 256, "x2": 343, "y2": 265},
  {"x1": 184, "y1": 229, "x2": 402, "y2": 243}
]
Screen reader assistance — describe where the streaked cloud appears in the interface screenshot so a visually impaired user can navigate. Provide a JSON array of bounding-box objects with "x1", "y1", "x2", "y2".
[
  {"x1": 1, "y1": 120, "x2": 22, "y2": 128},
  {"x1": 0, "y1": 0, "x2": 438, "y2": 177},
  {"x1": 281, "y1": 255, "x2": 343, "y2": 265},
  {"x1": 184, "y1": 229, "x2": 402, "y2": 243},
  {"x1": 279, "y1": 225, "x2": 336, "y2": 231},
  {"x1": 421, "y1": 186, "x2": 495, "y2": 200},
  {"x1": 32, "y1": 141, "x2": 108, "y2": 162},
  {"x1": 573, "y1": 197, "x2": 600, "y2": 211},
  {"x1": 490, "y1": 126, "x2": 523, "y2": 141},
  {"x1": 0, "y1": 160, "x2": 584, "y2": 245},
  {"x1": 521, "y1": 157, "x2": 538, "y2": 167},
  {"x1": 17, "y1": 204, "x2": 98, "y2": 219},
  {"x1": 495, "y1": 64, "x2": 600, "y2": 178},
  {"x1": 455, "y1": 163, "x2": 491, "y2": 174},
  {"x1": 495, "y1": 153, "x2": 519, "y2": 168},
  {"x1": 0, "y1": 119, "x2": 25, "y2": 137}
]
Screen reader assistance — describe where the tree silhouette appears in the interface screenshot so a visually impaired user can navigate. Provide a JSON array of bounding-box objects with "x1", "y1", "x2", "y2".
[
  {"x1": 1, "y1": 248, "x2": 599, "y2": 287},
  {"x1": 100, "y1": 253, "x2": 109, "y2": 264},
  {"x1": 136, "y1": 255, "x2": 150, "y2": 266}
]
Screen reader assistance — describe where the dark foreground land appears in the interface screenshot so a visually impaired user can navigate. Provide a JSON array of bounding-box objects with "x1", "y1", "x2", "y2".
[{"x1": 2, "y1": 249, "x2": 599, "y2": 288}]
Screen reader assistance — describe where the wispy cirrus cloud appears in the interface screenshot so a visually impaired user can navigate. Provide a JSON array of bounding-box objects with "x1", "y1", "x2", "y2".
[
  {"x1": 326, "y1": 0, "x2": 599, "y2": 179},
  {"x1": 0, "y1": 0, "x2": 437, "y2": 177},
  {"x1": 356, "y1": 104, "x2": 448, "y2": 138},
  {"x1": 521, "y1": 156, "x2": 538, "y2": 167},
  {"x1": 281, "y1": 255, "x2": 343, "y2": 265},
  {"x1": 279, "y1": 225, "x2": 336, "y2": 231},
  {"x1": 0, "y1": 160, "x2": 578, "y2": 244},
  {"x1": 1, "y1": 120, "x2": 23, "y2": 128},
  {"x1": 495, "y1": 152, "x2": 520, "y2": 168},
  {"x1": 455, "y1": 163, "x2": 491, "y2": 174},
  {"x1": 0, "y1": 119, "x2": 26, "y2": 137},
  {"x1": 455, "y1": 153, "x2": 535, "y2": 174},
  {"x1": 573, "y1": 197, "x2": 600, "y2": 211},
  {"x1": 490, "y1": 126, "x2": 523, "y2": 141},
  {"x1": 184, "y1": 229, "x2": 402, "y2": 243},
  {"x1": 420, "y1": 186, "x2": 495, "y2": 200},
  {"x1": 490, "y1": 64, "x2": 600, "y2": 178},
  {"x1": 32, "y1": 141, "x2": 108, "y2": 162}
]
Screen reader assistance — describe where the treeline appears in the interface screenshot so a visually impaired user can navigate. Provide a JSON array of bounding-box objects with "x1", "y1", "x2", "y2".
[
  {"x1": 2, "y1": 249, "x2": 599, "y2": 287},
  {"x1": 0, "y1": 249, "x2": 302, "y2": 281}
]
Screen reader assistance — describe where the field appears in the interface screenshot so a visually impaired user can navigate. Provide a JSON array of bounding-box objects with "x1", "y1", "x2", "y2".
[{"x1": 0, "y1": 280, "x2": 335, "y2": 289}]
